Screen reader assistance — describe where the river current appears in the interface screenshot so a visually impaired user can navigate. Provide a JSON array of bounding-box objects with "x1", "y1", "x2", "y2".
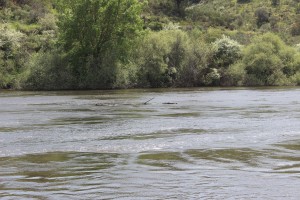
[{"x1": 0, "y1": 88, "x2": 299, "y2": 199}]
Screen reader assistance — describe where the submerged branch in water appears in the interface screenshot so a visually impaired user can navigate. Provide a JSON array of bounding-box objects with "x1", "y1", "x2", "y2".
[
  {"x1": 95, "y1": 98, "x2": 178, "y2": 106},
  {"x1": 143, "y1": 98, "x2": 155, "y2": 105}
]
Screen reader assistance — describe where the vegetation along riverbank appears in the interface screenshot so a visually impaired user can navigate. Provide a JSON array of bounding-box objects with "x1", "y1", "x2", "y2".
[{"x1": 1, "y1": 0, "x2": 300, "y2": 90}]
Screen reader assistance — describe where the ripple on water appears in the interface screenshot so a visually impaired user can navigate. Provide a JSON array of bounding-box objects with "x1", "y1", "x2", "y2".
[
  {"x1": 137, "y1": 151, "x2": 189, "y2": 170},
  {"x1": 50, "y1": 116, "x2": 110, "y2": 125},
  {"x1": 158, "y1": 112, "x2": 201, "y2": 118},
  {"x1": 270, "y1": 140, "x2": 300, "y2": 174},
  {"x1": 185, "y1": 148, "x2": 266, "y2": 167},
  {"x1": 0, "y1": 152, "x2": 124, "y2": 184},
  {"x1": 0, "y1": 151, "x2": 130, "y2": 199},
  {"x1": 275, "y1": 143, "x2": 300, "y2": 151},
  {"x1": 101, "y1": 128, "x2": 206, "y2": 141}
]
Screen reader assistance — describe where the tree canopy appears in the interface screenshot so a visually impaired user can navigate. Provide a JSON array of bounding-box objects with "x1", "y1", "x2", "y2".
[{"x1": 56, "y1": 0, "x2": 144, "y2": 88}]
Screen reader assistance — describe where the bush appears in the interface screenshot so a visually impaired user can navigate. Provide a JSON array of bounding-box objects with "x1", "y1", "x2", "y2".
[
  {"x1": 255, "y1": 7, "x2": 270, "y2": 27},
  {"x1": 295, "y1": 43, "x2": 300, "y2": 52},
  {"x1": 271, "y1": 0, "x2": 280, "y2": 6},
  {"x1": 291, "y1": 72, "x2": 300, "y2": 85},
  {"x1": 199, "y1": 35, "x2": 243, "y2": 86},
  {"x1": 186, "y1": 4, "x2": 235, "y2": 28},
  {"x1": 133, "y1": 31, "x2": 176, "y2": 87},
  {"x1": 222, "y1": 61, "x2": 246, "y2": 86},
  {"x1": 177, "y1": 31, "x2": 211, "y2": 87},
  {"x1": 132, "y1": 30, "x2": 213, "y2": 87},
  {"x1": 203, "y1": 68, "x2": 220, "y2": 86},
  {"x1": 22, "y1": 51, "x2": 75, "y2": 90},
  {"x1": 0, "y1": 0, "x2": 7, "y2": 7},
  {"x1": 237, "y1": 0, "x2": 251, "y2": 3},
  {"x1": 291, "y1": 16, "x2": 300, "y2": 36},
  {"x1": 242, "y1": 33, "x2": 300, "y2": 86},
  {"x1": 0, "y1": 25, "x2": 27, "y2": 88},
  {"x1": 148, "y1": 21, "x2": 163, "y2": 31},
  {"x1": 132, "y1": 30, "x2": 245, "y2": 87},
  {"x1": 38, "y1": 13, "x2": 57, "y2": 31},
  {"x1": 211, "y1": 35, "x2": 242, "y2": 68}
]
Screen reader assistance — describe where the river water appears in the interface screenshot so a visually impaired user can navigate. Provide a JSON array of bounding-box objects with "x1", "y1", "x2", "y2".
[{"x1": 0, "y1": 88, "x2": 299, "y2": 199}]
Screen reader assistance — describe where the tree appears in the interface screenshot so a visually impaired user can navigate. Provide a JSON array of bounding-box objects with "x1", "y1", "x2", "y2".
[{"x1": 56, "y1": 0, "x2": 144, "y2": 88}]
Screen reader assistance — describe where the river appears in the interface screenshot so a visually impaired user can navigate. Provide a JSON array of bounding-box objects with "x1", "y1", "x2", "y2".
[{"x1": 0, "y1": 88, "x2": 299, "y2": 199}]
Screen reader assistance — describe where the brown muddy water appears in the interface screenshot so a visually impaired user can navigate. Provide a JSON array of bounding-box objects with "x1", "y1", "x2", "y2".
[{"x1": 0, "y1": 88, "x2": 299, "y2": 199}]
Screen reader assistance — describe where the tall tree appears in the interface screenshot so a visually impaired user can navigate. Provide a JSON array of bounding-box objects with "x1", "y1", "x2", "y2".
[{"x1": 56, "y1": 0, "x2": 144, "y2": 88}]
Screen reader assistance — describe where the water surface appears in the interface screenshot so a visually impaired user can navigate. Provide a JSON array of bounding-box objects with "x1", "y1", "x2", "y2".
[{"x1": 0, "y1": 88, "x2": 299, "y2": 199}]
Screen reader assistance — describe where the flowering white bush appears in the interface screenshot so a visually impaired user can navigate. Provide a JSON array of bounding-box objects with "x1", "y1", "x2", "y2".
[
  {"x1": 212, "y1": 35, "x2": 242, "y2": 68},
  {"x1": 0, "y1": 24, "x2": 25, "y2": 50},
  {"x1": 0, "y1": 24, "x2": 26, "y2": 88}
]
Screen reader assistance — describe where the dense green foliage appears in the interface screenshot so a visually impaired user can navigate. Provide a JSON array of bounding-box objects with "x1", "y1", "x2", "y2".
[
  {"x1": 0, "y1": 0, "x2": 57, "y2": 89},
  {"x1": 242, "y1": 33, "x2": 300, "y2": 86},
  {"x1": 56, "y1": 0, "x2": 144, "y2": 89},
  {"x1": 1, "y1": 0, "x2": 300, "y2": 90}
]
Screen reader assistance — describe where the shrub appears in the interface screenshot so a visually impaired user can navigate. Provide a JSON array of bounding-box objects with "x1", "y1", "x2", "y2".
[
  {"x1": 133, "y1": 29, "x2": 211, "y2": 87},
  {"x1": 0, "y1": 0, "x2": 7, "y2": 7},
  {"x1": 291, "y1": 72, "x2": 300, "y2": 85},
  {"x1": 38, "y1": 13, "x2": 57, "y2": 31},
  {"x1": 222, "y1": 61, "x2": 246, "y2": 86},
  {"x1": 242, "y1": 33, "x2": 300, "y2": 86},
  {"x1": 0, "y1": 25, "x2": 27, "y2": 88},
  {"x1": 237, "y1": 0, "x2": 251, "y2": 3},
  {"x1": 291, "y1": 16, "x2": 300, "y2": 36},
  {"x1": 211, "y1": 35, "x2": 242, "y2": 69},
  {"x1": 134, "y1": 30, "x2": 177, "y2": 87},
  {"x1": 148, "y1": 21, "x2": 163, "y2": 31},
  {"x1": 201, "y1": 35, "x2": 244, "y2": 86},
  {"x1": 177, "y1": 31, "x2": 210, "y2": 87},
  {"x1": 271, "y1": 0, "x2": 280, "y2": 6},
  {"x1": 295, "y1": 43, "x2": 300, "y2": 52},
  {"x1": 295, "y1": 3, "x2": 300, "y2": 14},
  {"x1": 22, "y1": 51, "x2": 75, "y2": 90},
  {"x1": 255, "y1": 7, "x2": 270, "y2": 27},
  {"x1": 133, "y1": 31, "x2": 244, "y2": 87},
  {"x1": 185, "y1": 4, "x2": 235, "y2": 28},
  {"x1": 203, "y1": 68, "x2": 220, "y2": 86}
]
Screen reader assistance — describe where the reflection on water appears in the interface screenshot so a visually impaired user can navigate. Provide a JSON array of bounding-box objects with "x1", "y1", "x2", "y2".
[{"x1": 0, "y1": 88, "x2": 300, "y2": 199}]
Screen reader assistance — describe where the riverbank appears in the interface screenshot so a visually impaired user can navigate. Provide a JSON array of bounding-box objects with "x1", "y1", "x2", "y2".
[{"x1": 2, "y1": 1, "x2": 300, "y2": 90}]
